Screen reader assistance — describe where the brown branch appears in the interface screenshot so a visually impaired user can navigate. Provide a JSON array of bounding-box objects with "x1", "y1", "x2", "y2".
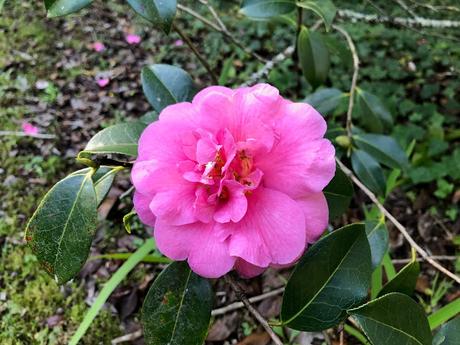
[
  {"x1": 336, "y1": 158, "x2": 460, "y2": 284},
  {"x1": 177, "y1": 4, "x2": 267, "y2": 63},
  {"x1": 172, "y1": 22, "x2": 218, "y2": 84},
  {"x1": 212, "y1": 287, "x2": 285, "y2": 316},
  {"x1": 225, "y1": 275, "x2": 284, "y2": 345},
  {"x1": 332, "y1": 25, "x2": 359, "y2": 139},
  {"x1": 392, "y1": 255, "x2": 457, "y2": 265}
]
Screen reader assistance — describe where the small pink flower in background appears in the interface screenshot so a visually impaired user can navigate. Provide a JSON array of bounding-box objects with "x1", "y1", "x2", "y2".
[
  {"x1": 132, "y1": 84, "x2": 335, "y2": 278},
  {"x1": 22, "y1": 121, "x2": 39, "y2": 135},
  {"x1": 96, "y1": 78, "x2": 110, "y2": 88},
  {"x1": 174, "y1": 39, "x2": 184, "y2": 47},
  {"x1": 125, "y1": 34, "x2": 141, "y2": 45},
  {"x1": 91, "y1": 41, "x2": 106, "y2": 52}
]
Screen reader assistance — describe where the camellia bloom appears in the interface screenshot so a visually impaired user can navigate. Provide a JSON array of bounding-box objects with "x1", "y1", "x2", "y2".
[
  {"x1": 125, "y1": 33, "x2": 141, "y2": 45},
  {"x1": 132, "y1": 84, "x2": 335, "y2": 278},
  {"x1": 22, "y1": 121, "x2": 39, "y2": 135},
  {"x1": 91, "y1": 41, "x2": 106, "y2": 52},
  {"x1": 96, "y1": 78, "x2": 110, "y2": 88}
]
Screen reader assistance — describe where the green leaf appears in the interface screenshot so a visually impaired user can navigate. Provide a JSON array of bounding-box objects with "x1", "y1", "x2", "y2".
[
  {"x1": 82, "y1": 121, "x2": 146, "y2": 157},
  {"x1": 428, "y1": 298, "x2": 460, "y2": 331},
  {"x1": 240, "y1": 0, "x2": 296, "y2": 19},
  {"x1": 433, "y1": 317, "x2": 460, "y2": 345},
  {"x1": 142, "y1": 261, "x2": 213, "y2": 345},
  {"x1": 141, "y1": 64, "x2": 195, "y2": 112},
  {"x1": 281, "y1": 224, "x2": 372, "y2": 331},
  {"x1": 378, "y1": 258, "x2": 419, "y2": 297},
  {"x1": 303, "y1": 88, "x2": 345, "y2": 116},
  {"x1": 296, "y1": 0, "x2": 337, "y2": 31},
  {"x1": 94, "y1": 167, "x2": 123, "y2": 206},
  {"x1": 69, "y1": 239, "x2": 155, "y2": 345},
  {"x1": 354, "y1": 133, "x2": 409, "y2": 170},
  {"x1": 324, "y1": 166, "x2": 353, "y2": 221},
  {"x1": 357, "y1": 89, "x2": 393, "y2": 133},
  {"x1": 44, "y1": 0, "x2": 93, "y2": 17},
  {"x1": 349, "y1": 293, "x2": 432, "y2": 345},
  {"x1": 365, "y1": 220, "x2": 389, "y2": 270},
  {"x1": 25, "y1": 171, "x2": 97, "y2": 284},
  {"x1": 126, "y1": 0, "x2": 176, "y2": 33},
  {"x1": 351, "y1": 150, "x2": 386, "y2": 196},
  {"x1": 297, "y1": 27, "x2": 330, "y2": 89}
]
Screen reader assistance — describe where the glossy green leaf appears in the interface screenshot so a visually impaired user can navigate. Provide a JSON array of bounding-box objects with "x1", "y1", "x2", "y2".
[
  {"x1": 93, "y1": 167, "x2": 122, "y2": 206},
  {"x1": 142, "y1": 261, "x2": 213, "y2": 345},
  {"x1": 354, "y1": 133, "x2": 409, "y2": 170},
  {"x1": 82, "y1": 122, "x2": 146, "y2": 156},
  {"x1": 126, "y1": 0, "x2": 176, "y2": 33},
  {"x1": 297, "y1": 27, "x2": 330, "y2": 89},
  {"x1": 281, "y1": 224, "x2": 372, "y2": 331},
  {"x1": 44, "y1": 0, "x2": 92, "y2": 17},
  {"x1": 324, "y1": 166, "x2": 353, "y2": 221},
  {"x1": 365, "y1": 220, "x2": 389, "y2": 270},
  {"x1": 296, "y1": 0, "x2": 337, "y2": 31},
  {"x1": 240, "y1": 0, "x2": 296, "y2": 19},
  {"x1": 378, "y1": 258, "x2": 420, "y2": 297},
  {"x1": 433, "y1": 317, "x2": 460, "y2": 345},
  {"x1": 349, "y1": 293, "x2": 432, "y2": 345},
  {"x1": 357, "y1": 89, "x2": 393, "y2": 133},
  {"x1": 141, "y1": 64, "x2": 195, "y2": 112},
  {"x1": 303, "y1": 88, "x2": 345, "y2": 116},
  {"x1": 351, "y1": 150, "x2": 386, "y2": 196},
  {"x1": 25, "y1": 171, "x2": 97, "y2": 284}
]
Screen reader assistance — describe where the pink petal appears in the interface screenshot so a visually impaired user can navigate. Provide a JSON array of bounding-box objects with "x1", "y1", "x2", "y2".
[
  {"x1": 213, "y1": 180, "x2": 248, "y2": 223},
  {"x1": 21, "y1": 122, "x2": 39, "y2": 135},
  {"x1": 227, "y1": 187, "x2": 306, "y2": 267},
  {"x1": 174, "y1": 39, "x2": 184, "y2": 46},
  {"x1": 91, "y1": 42, "x2": 106, "y2": 52},
  {"x1": 295, "y1": 192, "x2": 329, "y2": 243},
  {"x1": 154, "y1": 220, "x2": 236, "y2": 278},
  {"x1": 133, "y1": 191, "x2": 156, "y2": 227},
  {"x1": 125, "y1": 34, "x2": 141, "y2": 45},
  {"x1": 97, "y1": 78, "x2": 110, "y2": 88},
  {"x1": 234, "y1": 259, "x2": 266, "y2": 278}
]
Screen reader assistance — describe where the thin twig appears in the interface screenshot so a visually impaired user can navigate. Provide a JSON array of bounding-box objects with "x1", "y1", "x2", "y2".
[
  {"x1": 199, "y1": 0, "x2": 227, "y2": 32},
  {"x1": 0, "y1": 130, "x2": 56, "y2": 139},
  {"x1": 177, "y1": 4, "x2": 266, "y2": 63},
  {"x1": 340, "y1": 329, "x2": 344, "y2": 345},
  {"x1": 172, "y1": 22, "x2": 218, "y2": 84},
  {"x1": 212, "y1": 287, "x2": 285, "y2": 316},
  {"x1": 336, "y1": 158, "x2": 460, "y2": 284},
  {"x1": 392, "y1": 256, "x2": 457, "y2": 264},
  {"x1": 332, "y1": 25, "x2": 359, "y2": 139},
  {"x1": 393, "y1": 0, "x2": 419, "y2": 19},
  {"x1": 225, "y1": 275, "x2": 284, "y2": 345},
  {"x1": 111, "y1": 329, "x2": 142, "y2": 344}
]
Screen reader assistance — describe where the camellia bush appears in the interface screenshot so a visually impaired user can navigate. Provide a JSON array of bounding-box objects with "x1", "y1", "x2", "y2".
[{"x1": 25, "y1": 1, "x2": 459, "y2": 344}]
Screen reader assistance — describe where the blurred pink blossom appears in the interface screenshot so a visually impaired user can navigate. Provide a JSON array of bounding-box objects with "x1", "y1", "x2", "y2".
[
  {"x1": 91, "y1": 41, "x2": 106, "y2": 52},
  {"x1": 22, "y1": 122, "x2": 39, "y2": 135},
  {"x1": 131, "y1": 84, "x2": 336, "y2": 278},
  {"x1": 125, "y1": 34, "x2": 141, "y2": 45},
  {"x1": 174, "y1": 39, "x2": 184, "y2": 47},
  {"x1": 97, "y1": 78, "x2": 110, "y2": 88}
]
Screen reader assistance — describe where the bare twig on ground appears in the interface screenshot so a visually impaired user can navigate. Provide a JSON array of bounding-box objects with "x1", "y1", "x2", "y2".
[
  {"x1": 332, "y1": 25, "x2": 359, "y2": 139},
  {"x1": 336, "y1": 158, "x2": 460, "y2": 284},
  {"x1": 338, "y1": 8, "x2": 460, "y2": 28},
  {"x1": 0, "y1": 130, "x2": 56, "y2": 139},
  {"x1": 212, "y1": 287, "x2": 285, "y2": 316},
  {"x1": 111, "y1": 330, "x2": 142, "y2": 344},
  {"x1": 392, "y1": 256, "x2": 457, "y2": 264},
  {"x1": 393, "y1": 0, "x2": 419, "y2": 19},
  {"x1": 225, "y1": 275, "x2": 284, "y2": 345},
  {"x1": 172, "y1": 23, "x2": 219, "y2": 84}
]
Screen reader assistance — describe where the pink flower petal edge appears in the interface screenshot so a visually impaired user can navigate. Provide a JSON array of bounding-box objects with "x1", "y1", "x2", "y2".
[
  {"x1": 125, "y1": 34, "x2": 141, "y2": 45},
  {"x1": 91, "y1": 42, "x2": 106, "y2": 52},
  {"x1": 22, "y1": 121, "x2": 39, "y2": 135},
  {"x1": 97, "y1": 78, "x2": 110, "y2": 88},
  {"x1": 132, "y1": 83, "x2": 336, "y2": 278}
]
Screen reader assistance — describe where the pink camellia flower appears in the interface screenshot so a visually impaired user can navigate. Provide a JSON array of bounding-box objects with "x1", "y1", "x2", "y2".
[
  {"x1": 91, "y1": 41, "x2": 106, "y2": 52},
  {"x1": 97, "y1": 78, "x2": 110, "y2": 88},
  {"x1": 22, "y1": 121, "x2": 39, "y2": 135},
  {"x1": 125, "y1": 33, "x2": 141, "y2": 45},
  {"x1": 132, "y1": 84, "x2": 335, "y2": 278},
  {"x1": 174, "y1": 39, "x2": 184, "y2": 47}
]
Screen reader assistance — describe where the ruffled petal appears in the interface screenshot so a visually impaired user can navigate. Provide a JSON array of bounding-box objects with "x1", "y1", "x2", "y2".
[
  {"x1": 133, "y1": 191, "x2": 156, "y2": 227},
  {"x1": 234, "y1": 259, "x2": 266, "y2": 279},
  {"x1": 227, "y1": 187, "x2": 306, "y2": 267},
  {"x1": 131, "y1": 160, "x2": 185, "y2": 195},
  {"x1": 296, "y1": 192, "x2": 329, "y2": 243},
  {"x1": 149, "y1": 185, "x2": 197, "y2": 225}
]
